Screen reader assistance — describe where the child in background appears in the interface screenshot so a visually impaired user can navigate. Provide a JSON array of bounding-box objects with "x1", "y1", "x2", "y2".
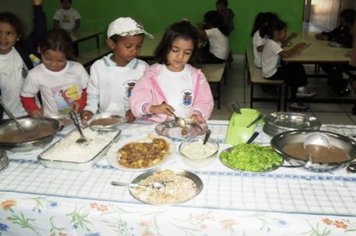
[
  {"x1": 81, "y1": 17, "x2": 151, "y2": 123},
  {"x1": 215, "y1": 0, "x2": 235, "y2": 35},
  {"x1": 199, "y1": 10, "x2": 229, "y2": 64},
  {"x1": 0, "y1": 0, "x2": 46, "y2": 120},
  {"x1": 21, "y1": 28, "x2": 89, "y2": 117},
  {"x1": 261, "y1": 19, "x2": 316, "y2": 110},
  {"x1": 130, "y1": 20, "x2": 214, "y2": 123},
  {"x1": 251, "y1": 12, "x2": 279, "y2": 68},
  {"x1": 53, "y1": 0, "x2": 80, "y2": 32}
]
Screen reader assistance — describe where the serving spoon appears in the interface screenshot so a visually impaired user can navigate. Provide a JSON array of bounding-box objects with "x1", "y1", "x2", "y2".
[
  {"x1": 173, "y1": 113, "x2": 187, "y2": 128},
  {"x1": 110, "y1": 180, "x2": 165, "y2": 190},
  {"x1": 203, "y1": 129, "x2": 212, "y2": 145},
  {"x1": 303, "y1": 133, "x2": 330, "y2": 149},
  {"x1": 0, "y1": 97, "x2": 25, "y2": 132},
  {"x1": 69, "y1": 111, "x2": 91, "y2": 145}
]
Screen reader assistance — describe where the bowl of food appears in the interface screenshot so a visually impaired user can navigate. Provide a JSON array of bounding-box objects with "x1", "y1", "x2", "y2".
[
  {"x1": 179, "y1": 136, "x2": 219, "y2": 168},
  {"x1": 219, "y1": 143, "x2": 283, "y2": 172},
  {"x1": 129, "y1": 169, "x2": 203, "y2": 205},
  {"x1": 271, "y1": 130, "x2": 356, "y2": 172},
  {"x1": 88, "y1": 113, "x2": 123, "y2": 132},
  {"x1": 0, "y1": 117, "x2": 61, "y2": 152},
  {"x1": 155, "y1": 119, "x2": 208, "y2": 140},
  {"x1": 263, "y1": 112, "x2": 321, "y2": 137}
]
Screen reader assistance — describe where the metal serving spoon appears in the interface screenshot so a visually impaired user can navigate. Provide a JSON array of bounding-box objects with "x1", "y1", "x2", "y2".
[
  {"x1": 303, "y1": 133, "x2": 330, "y2": 149},
  {"x1": 173, "y1": 113, "x2": 187, "y2": 128},
  {"x1": 69, "y1": 111, "x2": 91, "y2": 145},
  {"x1": 110, "y1": 180, "x2": 165, "y2": 190},
  {"x1": 0, "y1": 97, "x2": 25, "y2": 132}
]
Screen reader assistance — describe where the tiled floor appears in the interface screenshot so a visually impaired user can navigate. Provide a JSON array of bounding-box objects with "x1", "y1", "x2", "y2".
[{"x1": 210, "y1": 55, "x2": 356, "y2": 125}]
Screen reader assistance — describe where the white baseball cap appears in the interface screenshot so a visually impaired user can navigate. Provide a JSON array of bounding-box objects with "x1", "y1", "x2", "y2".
[{"x1": 107, "y1": 17, "x2": 153, "y2": 39}]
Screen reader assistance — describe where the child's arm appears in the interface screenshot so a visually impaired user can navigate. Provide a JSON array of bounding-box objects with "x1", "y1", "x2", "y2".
[
  {"x1": 191, "y1": 72, "x2": 214, "y2": 122},
  {"x1": 20, "y1": 96, "x2": 42, "y2": 117},
  {"x1": 282, "y1": 32, "x2": 298, "y2": 47},
  {"x1": 279, "y1": 42, "x2": 308, "y2": 58},
  {"x1": 82, "y1": 64, "x2": 100, "y2": 121}
]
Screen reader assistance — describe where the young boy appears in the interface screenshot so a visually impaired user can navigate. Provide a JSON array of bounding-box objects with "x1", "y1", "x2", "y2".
[
  {"x1": 81, "y1": 17, "x2": 152, "y2": 123},
  {"x1": 53, "y1": 0, "x2": 81, "y2": 32}
]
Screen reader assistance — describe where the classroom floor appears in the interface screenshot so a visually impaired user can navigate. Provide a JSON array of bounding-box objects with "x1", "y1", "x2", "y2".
[{"x1": 209, "y1": 55, "x2": 356, "y2": 125}]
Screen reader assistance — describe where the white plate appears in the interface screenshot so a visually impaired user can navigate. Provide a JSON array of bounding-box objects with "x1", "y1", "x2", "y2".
[{"x1": 106, "y1": 135, "x2": 174, "y2": 171}]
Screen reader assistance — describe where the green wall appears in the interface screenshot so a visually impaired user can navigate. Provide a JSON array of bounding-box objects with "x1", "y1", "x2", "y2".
[{"x1": 3, "y1": 0, "x2": 304, "y2": 54}]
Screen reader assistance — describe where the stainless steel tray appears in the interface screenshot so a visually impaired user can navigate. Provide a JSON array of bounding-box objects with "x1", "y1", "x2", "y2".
[
  {"x1": 155, "y1": 119, "x2": 208, "y2": 140},
  {"x1": 38, "y1": 129, "x2": 121, "y2": 171}
]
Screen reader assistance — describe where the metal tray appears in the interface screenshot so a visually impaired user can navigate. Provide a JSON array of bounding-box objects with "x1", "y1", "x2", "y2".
[
  {"x1": 263, "y1": 112, "x2": 321, "y2": 137},
  {"x1": 129, "y1": 169, "x2": 203, "y2": 205},
  {"x1": 88, "y1": 113, "x2": 124, "y2": 132},
  {"x1": 155, "y1": 119, "x2": 208, "y2": 140},
  {"x1": 38, "y1": 129, "x2": 121, "y2": 171}
]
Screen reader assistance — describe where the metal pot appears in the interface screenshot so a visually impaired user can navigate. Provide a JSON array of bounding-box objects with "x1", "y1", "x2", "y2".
[
  {"x1": 271, "y1": 130, "x2": 356, "y2": 172},
  {"x1": 0, "y1": 117, "x2": 60, "y2": 152}
]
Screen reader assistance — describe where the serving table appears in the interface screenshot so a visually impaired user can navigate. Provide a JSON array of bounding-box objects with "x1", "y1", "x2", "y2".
[{"x1": 0, "y1": 121, "x2": 356, "y2": 235}]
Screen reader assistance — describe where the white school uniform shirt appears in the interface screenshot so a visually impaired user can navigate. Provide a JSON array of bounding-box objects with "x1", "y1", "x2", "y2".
[
  {"x1": 253, "y1": 30, "x2": 268, "y2": 68},
  {"x1": 21, "y1": 61, "x2": 89, "y2": 116},
  {"x1": 84, "y1": 54, "x2": 148, "y2": 116},
  {"x1": 157, "y1": 65, "x2": 195, "y2": 118},
  {"x1": 261, "y1": 39, "x2": 283, "y2": 78},
  {"x1": 205, "y1": 28, "x2": 229, "y2": 60},
  {"x1": 0, "y1": 47, "x2": 28, "y2": 118},
  {"x1": 53, "y1": 8, "x2": 81, "y2": 32}
]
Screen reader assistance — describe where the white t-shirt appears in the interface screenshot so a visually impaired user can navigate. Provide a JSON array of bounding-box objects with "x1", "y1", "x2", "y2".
[
  {"x1": 84, "y1": 54, "x2": 148, "y2": 116},
  {"x1": 0, "y1": 47, "x2": 28, "y2": 118},
  {"x1": 205, "y1": 28, "x2": 229, "y2": 60},
  {"x1": 53, "y1": 8, "x2": 81, "y2": 32},
  {"x1": 21, "y1": 61, "x2": 89, "y2": 116},
  {"x1": 253, "y1": 30, "x2": 267, "y2": 68},
  {"x1": 261, "y1": 39, "x2": 283, "y2": 78},
  {"x1": 157, "y1": 65, "x2": 195, "y2": 118}
]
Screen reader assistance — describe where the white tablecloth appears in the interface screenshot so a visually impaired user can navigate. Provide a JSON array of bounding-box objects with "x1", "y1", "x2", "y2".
[{"x1": 0, "y1": 120, "x2": 356, "y2": 236}]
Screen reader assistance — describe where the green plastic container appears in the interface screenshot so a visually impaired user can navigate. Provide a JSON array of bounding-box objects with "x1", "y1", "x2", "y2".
[{"x1": 225, "y1": 108, "x2": 260, "y2": 145}]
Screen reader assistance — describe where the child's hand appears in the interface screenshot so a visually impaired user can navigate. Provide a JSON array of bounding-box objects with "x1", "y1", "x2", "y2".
[
  {"x1": 72, "y1": 102, "x2": 81, "y2": 114},
  {"x1": 81, "y1": 110, "x2": 93, "y2": 124},
  {"x1": 296, "y1": 42, "x2": 308, "y2": 50},
  {"x1": 149, "y1": 102, "x2": 175, "y2": 116},
  {"x1": 191, "y1": 114, "x2": 205, "y2": 123},
  {"x1": 315, "y1": 33, "x2": 327, "y2": 40},
  {"x1": 30, "y1": 110, "x2": 43, "y2": 118},
  {"x1": 125, "y1": 110, "x2": 136, "y2": 123}
]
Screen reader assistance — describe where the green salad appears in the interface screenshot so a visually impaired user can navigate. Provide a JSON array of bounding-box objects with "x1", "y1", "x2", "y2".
[{"x1": 220, "y1": 144, "x2": 283, "y2": 172}]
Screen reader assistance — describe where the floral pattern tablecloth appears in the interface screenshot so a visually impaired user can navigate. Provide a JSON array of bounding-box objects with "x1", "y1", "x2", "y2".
[{"x1": 1, "y1": 121, "x2": 356, "y2": 236}]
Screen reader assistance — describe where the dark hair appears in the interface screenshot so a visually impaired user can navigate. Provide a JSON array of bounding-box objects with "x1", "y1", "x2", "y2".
[
  {"x1": 251, "y1": 12, "x2": 279, "y2": 37},
  {"x1": 60, "y1": 0, "x2": 72, "y2": 3},
  {"x1": 0, "y1": 12, "x2": 24, "y2": 37},
  {"x1": 154, "y1": 21, "x2": 200, "y2": 67},
  {"x1": 339, "y1": 8, "x2": 356, "y2": 25},
  {"x1": 109, "y1": 33, "x2": 145, "y2": 43},
  {"x1": 216, "y1": 0, "x2": 228, "y2": 8},
  {"x1": 262, "y1": 19, "x2": 287, "y2": 39},
  {"x1": 204, "y1": 10, "x2": 229, "y2": 36},
  {"x1": 39, "y1": 28, "x2": 73, "y2": 58}
]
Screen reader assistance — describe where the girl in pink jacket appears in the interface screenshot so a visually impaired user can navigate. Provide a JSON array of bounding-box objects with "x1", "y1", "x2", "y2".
[{"x1": 130, "y1": 21, "x2": 214, "y2": 123}]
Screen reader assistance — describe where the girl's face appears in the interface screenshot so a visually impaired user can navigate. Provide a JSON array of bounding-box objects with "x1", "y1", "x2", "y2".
[
  {"x1": 166, "y1": 37, "x2": 194, "y2": 72},
  {"x1": 274, "y1": 27, "x2": 287, "y2": 42},
  {"x1": 41, "y1": 49, "x2": 67, "y2": 72},
  {"x1": 107, "y1": 35, "x2": 144, "y2": 67},
  {"x1": 0, "y1": 22, "x2": 19, "y2": 54}
]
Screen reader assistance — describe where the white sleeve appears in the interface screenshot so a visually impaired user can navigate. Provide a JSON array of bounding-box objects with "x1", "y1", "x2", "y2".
[
  {"x1": 84, "y1": 63, "x2": 100, "y2": 113},
  {"x1": 53, "y1": 10, "x2": 61, "y2": 20},
  {"x1": 73, "y1": 9, "x2": 81, "y2": 19},
  {"x1": 21, "y1": 72, "x2": 40, "y2": 97},
  {"x1": 253, "y1": 31, "x2": 266, "y2": 47},
  {"x1": 78, "y1": 64, "x2": 89, "y2": 89},
  {"x1": 271, "y1": 41, "x2": 283, "y2": 56}
]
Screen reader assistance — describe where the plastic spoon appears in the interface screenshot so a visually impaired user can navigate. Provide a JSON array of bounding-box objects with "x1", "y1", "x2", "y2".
[
  {"x1": 246, "y1": 131, "x2": 259, "y2": 144},
  {"x1": 203, "y1": 129, "x2": 212, "y2": 145}
]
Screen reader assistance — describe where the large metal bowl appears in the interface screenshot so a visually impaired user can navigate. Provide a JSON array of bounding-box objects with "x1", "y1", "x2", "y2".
[
  {"x1": 271, "y1": 130, "x2": 356, "y2": 172},
  {"x1": 263, "y1": 112, "x2": 321, "y2": 137},
  {"x1": 0, "y1": 118, "x2": 60, "y2": 152}
]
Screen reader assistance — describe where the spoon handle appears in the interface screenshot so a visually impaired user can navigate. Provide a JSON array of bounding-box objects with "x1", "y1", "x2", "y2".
[
  {"x1": 246, "y1": 131, "x2": 259, "y2": 144},
  {"x1": 0, "y1": 97, "x2": 25, "y2": 132},
  {"x1": 69, "y1": 111, "x2": 85, "y2": 137},
  {"x1": 203, "y1": 129, "x2": 212, "y2": 145},
  {"x1": 246, "y1": 113, "x2": 264, "y2": 128}
]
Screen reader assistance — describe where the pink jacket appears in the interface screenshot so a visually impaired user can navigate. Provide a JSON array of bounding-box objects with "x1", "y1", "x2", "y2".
[{"x1": 130, "y1": 63, "x2": 214, "y2": 122}]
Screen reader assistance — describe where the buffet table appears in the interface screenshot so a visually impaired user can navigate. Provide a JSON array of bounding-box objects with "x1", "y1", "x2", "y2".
[{"x1": 0, "y1": 121, "x2": 356, "y2": 236}]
